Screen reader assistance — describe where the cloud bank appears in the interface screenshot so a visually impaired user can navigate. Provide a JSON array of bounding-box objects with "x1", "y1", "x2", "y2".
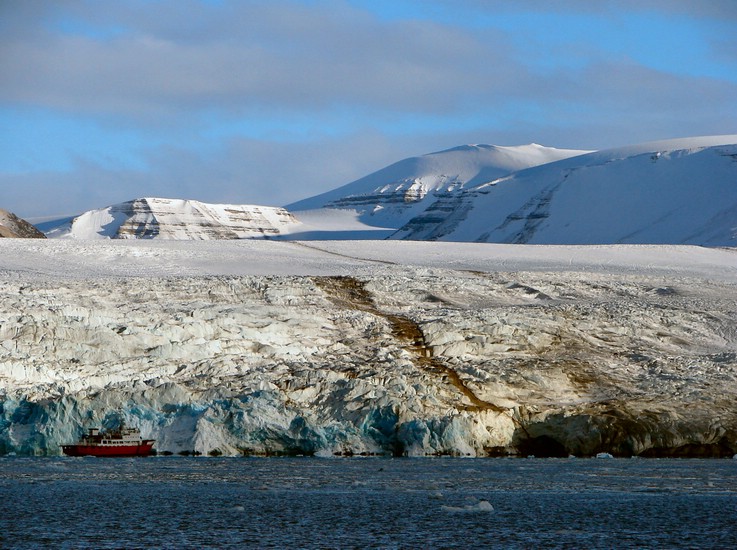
[{"x1": 1, "y1": 0, "x2": 736, "y2": 218}]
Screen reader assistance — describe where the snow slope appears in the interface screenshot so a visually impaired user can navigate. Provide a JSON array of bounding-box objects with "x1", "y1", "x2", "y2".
[
  {"x1": 286, "y1": 143, "x2": 588, "y2": 230},
  {"x1": 393, "y1": 136, "x2": 737, "y2": 245},
  {"x1": 45, "y1": 197, "x2": 303, "y2": 240},
  {"x1": 1, "y1": 239, "x2": 736, "y2": 457}
]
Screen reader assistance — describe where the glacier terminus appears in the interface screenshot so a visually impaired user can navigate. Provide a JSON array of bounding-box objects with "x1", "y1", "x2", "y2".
[{"x1": 1, "y1": 239, "x2": 735, "y2": 458}]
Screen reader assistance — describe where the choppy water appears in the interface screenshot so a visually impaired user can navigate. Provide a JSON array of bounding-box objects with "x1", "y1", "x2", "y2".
[{"x1": 1, "y1": 457, "x2": 736, "y2": 549}]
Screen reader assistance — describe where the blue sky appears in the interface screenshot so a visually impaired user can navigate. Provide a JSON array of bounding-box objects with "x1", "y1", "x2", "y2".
[{"x1": 2, "y1": 0, "x2": 736, "y2": 219}]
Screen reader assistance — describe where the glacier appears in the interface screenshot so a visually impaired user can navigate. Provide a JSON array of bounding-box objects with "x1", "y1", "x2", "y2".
[{"x1": 1, "y1": 239, "x2": 736, "y2": 457}]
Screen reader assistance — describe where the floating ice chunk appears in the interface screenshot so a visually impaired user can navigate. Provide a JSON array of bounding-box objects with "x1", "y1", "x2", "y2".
[
  {"x1": 596, "y1": 452, "x2": 614, "y2": 459},
  {"x1": 441, "y1": 499, "x2": 494, "y2": 513},
  {"x1": 441, "y1": 505, "x2": 467, "y2": 513},
  {"x1": 475, "y1": 500, "x2": 494, "y2": 512}
]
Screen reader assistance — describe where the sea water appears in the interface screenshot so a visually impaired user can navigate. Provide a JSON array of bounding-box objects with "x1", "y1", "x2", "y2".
[{"x1": 1, "y1": 457, "x2": 736, "y2": 549}]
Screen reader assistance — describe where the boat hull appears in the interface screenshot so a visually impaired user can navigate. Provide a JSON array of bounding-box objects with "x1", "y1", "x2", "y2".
[{"x1": 61, "y1": 441, "x2": 155, "y2": 457}]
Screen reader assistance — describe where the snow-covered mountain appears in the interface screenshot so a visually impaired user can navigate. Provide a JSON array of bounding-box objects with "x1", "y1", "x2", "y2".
[
  {"x1": 286, "y1": 135, "x2": 737, "y2": 246},
  {"x1": 45, "y1": 197, "x2": 302, "y2": 240},
  {"x1": 0, "y1": 209, "x2": 45, "y2": 239},
  {"x1": 391, "y1": 136, "x2": 737, "y2": 245},
  {"x1": 286, "y1": 143, "x2": 589, "y2": 230},
  {"x1": 38, "y1": 135, "x2": 737, "y2": 245},
  {"x1": 1, "y1": 239, "x2": 736, "y2": 457}
]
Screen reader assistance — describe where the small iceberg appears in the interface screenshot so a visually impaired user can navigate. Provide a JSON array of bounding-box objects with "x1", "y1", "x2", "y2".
[
  {"x1": 441, "y1": 499, "x2": 494, "y2": 513},
  {"x1": 596, "y1": 452, "x2": 614, "y2": 459}
]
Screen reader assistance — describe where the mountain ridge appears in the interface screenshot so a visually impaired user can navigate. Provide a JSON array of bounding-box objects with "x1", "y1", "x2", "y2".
[
  {"x1": 391, "y1": 137, "x2": 737, "y2": 245},
  {"x1": 286, "y1": 142, "x2": 589, "y2": 230},
  {"x1": 36, "y1": 134, "x2": 737, "y2": 246}
]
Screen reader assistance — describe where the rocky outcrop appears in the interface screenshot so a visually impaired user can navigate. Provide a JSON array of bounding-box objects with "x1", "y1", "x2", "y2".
[
  {"x1": 0, "y1": 209, "x2": 45, "y2": 239},
  {"x1": 1, "y1": 264, "x2": 735, "y2": 457}
]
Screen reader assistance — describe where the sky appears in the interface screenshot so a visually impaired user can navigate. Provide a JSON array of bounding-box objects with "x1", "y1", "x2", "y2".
[{"x1": 1, "y1": 0, "x2": 736, "y2": 220}]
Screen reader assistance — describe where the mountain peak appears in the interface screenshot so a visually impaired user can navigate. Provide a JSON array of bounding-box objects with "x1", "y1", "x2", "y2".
[
  {"x1": 394, "y1": 136, "x2": 737, "y2": 245},
  {"x1": 286, "y1": 142, "x2": 589, "y2": 228},
  {"x1": 36, "y1": 135, "x2": 737, "y2": 246},
  {"x1": 45, "y1": 197, "x2": 301, "y2": 240}
]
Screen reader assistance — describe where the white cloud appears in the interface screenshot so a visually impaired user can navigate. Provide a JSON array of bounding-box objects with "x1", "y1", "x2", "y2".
[
  {"x1": 421, "y1": 0, "x2": 737, "y2": 19},
  {"x1": 0, "y1": 1, "x2": 517, "y2": 121},
  {"x1": 3, "y1": 0, "x2": 735, "y2": 127}
]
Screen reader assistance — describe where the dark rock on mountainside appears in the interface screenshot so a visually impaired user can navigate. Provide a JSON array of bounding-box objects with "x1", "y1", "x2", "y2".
[{"x1": 0, "y1": 209, "x2": 45, "y2": 238}]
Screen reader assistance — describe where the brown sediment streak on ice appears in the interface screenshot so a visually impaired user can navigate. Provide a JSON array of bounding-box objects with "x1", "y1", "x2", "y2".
[{"x1": 313, "y1": 275, "x2": 510, "y2": 415}]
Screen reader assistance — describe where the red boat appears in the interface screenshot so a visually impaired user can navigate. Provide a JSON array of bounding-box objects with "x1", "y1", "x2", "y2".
[{"x1": 61, "y1": 426, "x2": 155, "y2": 457}]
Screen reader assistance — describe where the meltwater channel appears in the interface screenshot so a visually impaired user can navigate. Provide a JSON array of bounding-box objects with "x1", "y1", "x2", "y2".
[{"x1": 1, "y1": 457, "x2": 736, "y2": 549}]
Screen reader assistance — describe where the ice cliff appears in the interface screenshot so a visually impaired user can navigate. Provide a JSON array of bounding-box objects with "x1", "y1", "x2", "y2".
[{"x1": 2, "y1": 240, "x2": 736, "y2": 457}]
